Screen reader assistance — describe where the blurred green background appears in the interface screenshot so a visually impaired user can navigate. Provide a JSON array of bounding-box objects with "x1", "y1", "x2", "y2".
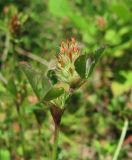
[{"x1": 0, "y1": 0, "x2": 132, "y2": 160}]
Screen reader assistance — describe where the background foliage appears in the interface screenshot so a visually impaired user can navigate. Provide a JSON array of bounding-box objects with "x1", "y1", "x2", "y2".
[{"x1": 0, "y1": 0, "x2": 132, "y2": 160}]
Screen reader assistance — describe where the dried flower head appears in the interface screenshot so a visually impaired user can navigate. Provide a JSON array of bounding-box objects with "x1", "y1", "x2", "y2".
[
  {"x1": 97, "y1": 16, "x2": 106, "y2": 29},
  {"x1": 10, "y1": 14, "x2": 21, "y2": 36},
  {"x1": 56, "y1": 38, "x2": 80, "y2": 83},
  {"x1": 3, "y1": 6, "x2": 9, "y2": 14}
]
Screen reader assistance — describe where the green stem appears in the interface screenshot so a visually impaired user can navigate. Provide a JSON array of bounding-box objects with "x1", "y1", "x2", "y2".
[
  {"x1": 12, "y1": 39, "x2": 26, "y2": 159},
  {"x1": 112, "y1": 119, "x2": 128, "y2": 160},
  {"x1": 16, "y1": 107, "x2": 26, "y2": 160},
  {"x1": 37, "y1": 125, "x2": 42, "y2": 160},
  {"x1": 52, "y1": 125, "x2": 60, "y2": 160}
]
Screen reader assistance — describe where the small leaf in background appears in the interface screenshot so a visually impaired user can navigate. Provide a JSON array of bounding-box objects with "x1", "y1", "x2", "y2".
[
  {"x1": 25, "y1": 103, "x2": 47, "y2": 125},
  {"x1": 6, "y1": 77, "x2": 17, "y2": 96},
  {"x1": 25, "y1": 103, "x2": 40, "y2": 115},
  {"x1": 19, "y1": 13, "x2": 28, "y2": 24},
  {"x1": 105, "y1": 29, "x2": 121, "y2": 45},
  {"x1": 49, "y1": 0, "x2": 72, "y2": 17},
  {"x1": 111, "y1": 3, "x2": 131, "y2": 21},
  {"x1": 44, "y1": 87, "x2": 64, "y2": 101},
  {"x1": 111, "y1": 71, "x2": 132, "y2": 96},
  {"x1": 0, "y1": 149, "x2": 10, "y2": 160},
  {"x1": 34, "y1": 107, "x2": 47, "y2": 125}
]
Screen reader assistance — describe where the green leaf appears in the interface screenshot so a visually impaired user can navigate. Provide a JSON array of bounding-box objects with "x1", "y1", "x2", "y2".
[
  {"x1": 41, "y1": 75, "x2": 52, "y2": 98},
  {"x1": 20, "y1": 64, "x2": 51, "y2": 100},
  {"x1": 74, "y1": 46, "x2": 105, "y2": 79},
  {"x1": 44, "y1": 87, "x2": 64, "y2": 101},
  {"x1": 20, "y1": 64, "x2": 41, "y2": 98},
  {"x1": 74, "y1": 54, "x2": 87, "y2": 78},
  {"x1": 20, "y1": 64, "x2": 64, "y2": 101},
  {"x1": 86, "y1": 46, "x2": 105, "y2": 78}
]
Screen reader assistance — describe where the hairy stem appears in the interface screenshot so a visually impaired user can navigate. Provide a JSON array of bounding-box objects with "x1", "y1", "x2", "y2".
[{"x1": 112, "y1": 119, "x2": 128, "y2": 160}]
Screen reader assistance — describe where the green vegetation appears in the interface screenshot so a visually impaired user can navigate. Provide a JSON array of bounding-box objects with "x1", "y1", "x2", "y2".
[{"x1": 0, "y1": 0, "x2": 131, "y2": 160}]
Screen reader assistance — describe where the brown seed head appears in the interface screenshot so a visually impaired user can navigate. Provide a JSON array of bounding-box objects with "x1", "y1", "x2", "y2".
[{"x1": 10, "y1": 14, "x2": 21, "y2": 36}]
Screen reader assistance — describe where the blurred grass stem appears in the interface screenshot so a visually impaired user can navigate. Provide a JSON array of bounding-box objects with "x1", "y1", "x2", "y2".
[
  {"x1": 17, "y1": 108, "x2": 26, "y2": 159},
  {"x1": 0, "y1": 73, "x2": 8, "y2": 85},
  {"x1": 2, "y1": 32, "x2": 10, "y2": 62},
  {"x1": 112, "y1": 119, "x2": 128, "y2": 160},
  {"x1": 16, "y1": 47, "x2": 49, "y2": 66},
  {"x1": 13, "y1": 41, "x2": 27, "y2": 159}
]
